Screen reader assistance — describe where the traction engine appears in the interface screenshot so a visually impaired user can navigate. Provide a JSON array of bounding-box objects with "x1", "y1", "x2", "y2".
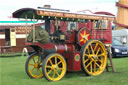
[{"x1": 12, "y1": 7, "x2": 115, "y2": 81}]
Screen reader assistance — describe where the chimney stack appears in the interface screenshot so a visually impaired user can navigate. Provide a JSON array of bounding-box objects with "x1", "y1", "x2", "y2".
[{"x1": 44, "y1": 5, "x2": 51, "y2": 9}]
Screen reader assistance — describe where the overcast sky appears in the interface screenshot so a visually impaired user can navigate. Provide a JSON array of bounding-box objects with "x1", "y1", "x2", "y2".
[{"x1": 0, "y1": 0, "x2": 118, "y2": 20}]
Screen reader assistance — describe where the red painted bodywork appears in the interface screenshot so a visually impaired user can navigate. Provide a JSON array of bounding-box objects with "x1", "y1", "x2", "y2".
[
  {"x1": 26, "y1": 19, "x2": 112, "y2": 71},
  {"x1": 26, "y1": 42, "x2": 55, "y2": 49},
  {"x1": 64, "y1": 30, "x2": 76, "y2": 44},
  {"x1": 65, "y1": 52, "x2": 81, "y2": 71},
  {"x1": 55, "y1": 44, "x2": 81, "y2": 71}
]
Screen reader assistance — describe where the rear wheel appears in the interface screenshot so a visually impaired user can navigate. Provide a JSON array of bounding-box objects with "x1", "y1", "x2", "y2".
[
  {"x1": 42, "y1": 53, "x2": 67, "y2": 81},
  {"x1": 81, "y1": 40, "x2": 107, "y2": 76},
  {"x1": 25, "y1": 52, "x2": 43, "y2": 78}
]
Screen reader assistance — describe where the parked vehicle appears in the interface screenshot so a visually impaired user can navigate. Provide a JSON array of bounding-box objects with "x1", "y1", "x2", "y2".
[
  {"x1": 111, "y1": 38, "x2": 128, "y2": 57},
  {"x1": 112, "y1": 29, "x2": 128, "y2": 47}
]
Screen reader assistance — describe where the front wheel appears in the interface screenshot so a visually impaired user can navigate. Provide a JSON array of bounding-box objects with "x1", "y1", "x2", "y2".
[
  {"x1": 25, "y1": 52, "x2": 43, "y2": 78},
  {"x1": 81, "y1": 40, "x2": 107, "y2": 76},
  {"x1": 42, "y1": 53, "x2": 67, "y2": 81}
]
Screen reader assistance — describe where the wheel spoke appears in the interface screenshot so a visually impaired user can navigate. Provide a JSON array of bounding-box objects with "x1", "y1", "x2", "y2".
[
  {"x1": 48, "y1": 69, "x2": 53, "y2": 74},
  {"x1": 84, "y1": 54, "x2": 89, "y2": 56},
  {"x1": 55, "y1": 57, "x2": 57, "y2": 65},
  {"x1": 84, "y1": 59, "x2": 89, "y2": 64},
  {"x1": 32, "y1": 57, "x2": 36, "y2": 64},
  {"x1": 38, "y1": 69, "x2": 42, "y2": 74},
  {"x1": 94, "y1": 43, "x2": 98, "y2": 53},
  {"x1": 29, "y1": 64, "x2": 34, "y2": 66},
  {"x1": 94, "y1": 61, "x2": 96, "y2": 72},
  {"x1": 86, "y1": 61, "x2": 93, "y2": 68},
  {"x1": 54, "y1": 69, "x2": 60, "y2": 76},
  {"x1": 97, "y1": 59, "x2": 102, "y2": 63},
  {"x1": 97, "y1": 53, "x2": 105, "y2": 57},
  {"x1": 31, "y1": 66, "x2": 35, "y2": 72},
  {"x1": 96, "y1": 62, "x2": 103, "y2": 71},
  {"x1": 49, "y1": 59, "x2": 53, "y2": 65},
  {"x1": 87, "y1": 47, "x2": 90, "y2": 55},
  {"x1": 96, "y1": 48, "x2": 100, "y2": 55},
  {"x1": 95, "y1": 62, "x2": 101, "y2": 68},
  {"x1": 58, "y1": 67, "x2": 63, "y2": 70},
  {"x1": 46, "y1": 65, "x2": 52, "y2": 68},
  {"x1": 57, "y1": 61, "x2": 62, "y2": 65},
  {"x1": 52, "y1": 71, "x2": 56, "y2": 78},
  {"x1": 35, "y1": 68, "x2": 38, "y2": 75},
  {"x1": 90, "y1": 44, "x2": 94, "y2": 54},
  {"x1": 90, "y1": 62, "x2": 92, "y2": 73}
]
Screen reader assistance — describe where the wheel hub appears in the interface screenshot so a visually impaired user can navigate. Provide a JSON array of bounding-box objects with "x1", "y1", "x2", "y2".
[
  {"x1": 34, "y1": 63, "x2": 39, "y2": 68},
  {"x1": 51, "y1": 65, "x2": 58, "y2": 70},
  {"x1": 88, "y1": 55, "x2": 98, "y2": 60},
  {"x1": 54, "y1": 65, "x2": 58, "y2": 69},
  {"x1": 92, "y1": 55, "x2": 98, "y2": 60}
]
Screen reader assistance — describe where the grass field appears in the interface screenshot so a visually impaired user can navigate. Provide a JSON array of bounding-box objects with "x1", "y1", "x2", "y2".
[{"x1": 0, "y1": 56, "x2": 128, "y2": 85}]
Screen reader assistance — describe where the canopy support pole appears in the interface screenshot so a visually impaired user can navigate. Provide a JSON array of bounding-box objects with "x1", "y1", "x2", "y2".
[
  {"x1": 45, "y1": 16, "x2": 50, "y2": 33},
  {"x1": 33, "y1": 14, "x2": 35, "y2": 42},
  {"x1": 25, "y1": 15, "x2": 28, "y2": 42}
]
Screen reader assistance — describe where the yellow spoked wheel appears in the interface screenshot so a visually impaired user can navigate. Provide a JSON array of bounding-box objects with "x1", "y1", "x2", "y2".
[
  {"x1": 25, "y1": 53, "x2": 43, "y2": 78},
  {"x1": 81, "y1": 40, "x2": 107, "y2": 76},
  {"x1": 42, "y1": 53, "x2": 67, "y2": 81}
]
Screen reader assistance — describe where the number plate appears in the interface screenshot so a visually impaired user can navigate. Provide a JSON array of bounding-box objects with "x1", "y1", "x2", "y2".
[{"x1": 122, "y1": 52, "x2": 127, "y2": 54}]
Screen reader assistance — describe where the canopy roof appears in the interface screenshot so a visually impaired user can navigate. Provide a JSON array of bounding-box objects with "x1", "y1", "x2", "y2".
[
  {"x1": 13, "y1": 8, "x2": 41, "y2": 19},
  {"x1": 12, "y1": 8, "x2": 115, "y2": 21}
]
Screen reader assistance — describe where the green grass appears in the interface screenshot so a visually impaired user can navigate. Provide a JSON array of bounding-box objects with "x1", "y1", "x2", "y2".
[
  {"x1": 0, "y1": 56, "x2": 128, "y2": 85},
  {"x1": 0, "y1": 53, "x2": 23, "y2": 57}
]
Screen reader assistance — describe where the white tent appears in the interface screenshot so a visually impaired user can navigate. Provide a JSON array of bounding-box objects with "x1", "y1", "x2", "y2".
[{"x1": 112, "y1": 29, "x2": 128, "y2": 46}]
